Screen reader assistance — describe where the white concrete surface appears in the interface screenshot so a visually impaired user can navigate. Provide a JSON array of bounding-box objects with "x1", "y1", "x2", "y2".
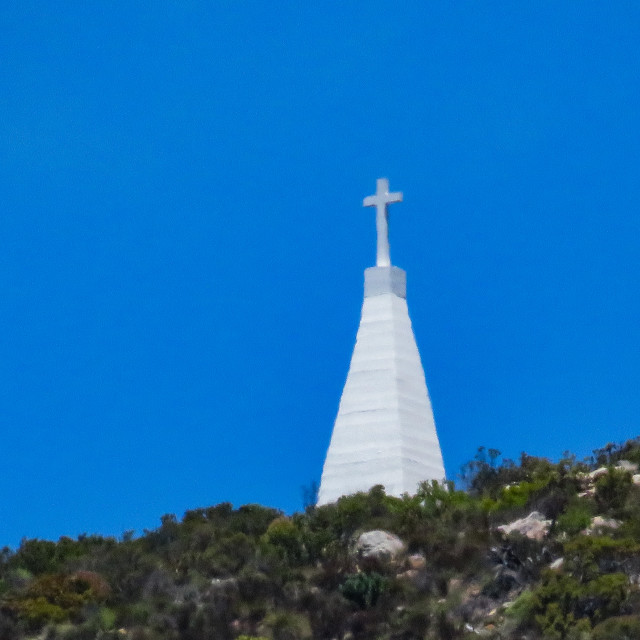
[{"x1": 317, "y1": 263, "x2": 445, "y2": 505}]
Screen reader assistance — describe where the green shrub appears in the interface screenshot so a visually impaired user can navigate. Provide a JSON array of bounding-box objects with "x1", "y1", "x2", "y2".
[
  {"x1": 496, "y1": 479, "x2": 550, "y2": 510},
  {"x1": 520, "y1": 570, "x2": 630, "y2": 638},
  {"x1": 16, "y1": 596, "x2": 67, "y2": 630},
  {"x1": 557, "y1": 501, "x2": 594, "y2": 536},
  {"x1": 201, "y1": 531, "x2": 255, "y2": 575},
  {"x1": 564, "y1": 536, "x2": 639, "y2": 582},
  {"x1": 535, "y1": 601, "x2": 577, "y2": 640},
  {"x1": 566, "y1": 618, "x2": 592, "y2": 640},
  {"x1": 592, "y1": 615, "x2": 640, "y2": 640},
  {"x1": 119, "y1": 601, "x2": 151, "y2": 626},
  {"x1": 10, "y1": 539, "x2": 59, "y2": 575},
  {"x1": 97, "y1": 606, "x2": 117, "y2": 630},
  {"x1": 261, "y1": 611, "x2": 312, "y2": 640},
  {"x1": 393, "y1": 601, "x2": 431, "y2": 638},
  {"x1": 237, "y1": 567, "x2": 275, "y2": 602},
  {"x1": 261, "y1": 517, "x2": 304, "y2": 564},
  {"x1": 340, "y1": 572, "x2": 387, "y2": 609},
  {"x1": 231, "y1": 505, "x2": 282, "y2": 537},
  {"x1": 505, "y1": 589, "x2": 536, "y2": 626},
  {"x1": 595, "y1": 468, "x2": 633, "y2": 514},
  {"x1": 581, "y1": 573, "x2": 629, "y2": 624}
]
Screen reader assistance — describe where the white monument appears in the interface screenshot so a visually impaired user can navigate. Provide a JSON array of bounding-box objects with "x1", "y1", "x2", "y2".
[{"x1": 317, "y1": 178, "x2": 445, "y2": 505}]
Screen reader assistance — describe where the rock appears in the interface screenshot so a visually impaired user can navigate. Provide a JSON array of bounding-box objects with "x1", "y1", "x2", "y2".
[
  {"x1": 407, "y1": 553, "x2": 426, "y2": 570},
  {"x1": 489, "y1": 545, "x2": 522, "y2": 569},
  {"x1": 616, "y1": 460, "x2": 638, "y2": 473},
  {"x1": 496, "y1": 511, "x2": 551, "y2": 541},
  {"x1": 355, "y1": 530, "x2": 405, "y2": 561},
  {"x1": 589, "y1": 467, "x2": 609, "y2": 480},
  {"x1": 578, "y1": 489, "x2": 596, "y2": 498},
  {"x1": 482, "y1": 568, "x2": 520, "y2": 598},
  {"x1": 584, "y1": 516, "x2": 621, "y2": 535},
  {"x1": 209, "y1": 577, "x2": 238, "y2": 593},
  {"x1": 592, "y1": 515, "x2": 621, "y2": 528},
  {"x1": 633, "y1": 474, "x2": 640, "y2": 486},
  {"x1": 397, "y1": 569, "x2": 420, "y2": 583},
  {"x1": 549, "y1": 557, "x2": 564, "y2": 571},
  {"x1": 448, "y1": 578, "x2": 463, "y2": 592},
  {"x1": 398, "y1": 569, "x2": 419, "y2": 579},
  {"x1": 465, "y1": 584, "x2": 481, "y2": 598}
]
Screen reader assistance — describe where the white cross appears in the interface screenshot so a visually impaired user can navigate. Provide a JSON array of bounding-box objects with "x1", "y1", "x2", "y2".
[{"x1": 363, "y1": 178, "x2": 403, "y2": 267}]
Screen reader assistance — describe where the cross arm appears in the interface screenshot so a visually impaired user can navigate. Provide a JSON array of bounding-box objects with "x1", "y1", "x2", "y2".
[{"x1": 386, "y1": 191, "x2": 403, "y2": 204}]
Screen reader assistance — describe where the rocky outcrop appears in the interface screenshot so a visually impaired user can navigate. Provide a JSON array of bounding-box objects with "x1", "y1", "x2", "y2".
[
  {"x1": 496, "y1": 511, "x2": 551, "y2": 541},
  {"x1": 577, "y1": 461, "x2": 639, "y2": 497},
  {"x1": 583, "y1": 515, "x2": 622, "y2": 535},
  {"x1": 577, "y1": 461, "x2": 639, "y2": 480},
  {"x1": 616, "y1": 460, "x2": 638, "y2": 473}
]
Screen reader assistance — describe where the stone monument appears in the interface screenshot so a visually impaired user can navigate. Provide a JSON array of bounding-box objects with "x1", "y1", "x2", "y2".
[{"x1": 317, "y1": 178, "x2": 445, "y2": 505}]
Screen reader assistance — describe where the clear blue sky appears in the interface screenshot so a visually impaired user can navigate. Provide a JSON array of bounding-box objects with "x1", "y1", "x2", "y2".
[{"x1": 1, "y1": 2, "x2": 639, "y2": 548}]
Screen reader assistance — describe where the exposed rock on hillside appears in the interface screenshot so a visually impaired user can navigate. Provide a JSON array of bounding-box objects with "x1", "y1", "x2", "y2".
[
  {"x1": 496, "y1": 511, "x2": 551, "y2": 541},
  {"x1": 354, "y1": 530, "x2": 405, "y2": 562},
  {"x1": 3, "y1": 437, "x2": 640, "y2": 640}
]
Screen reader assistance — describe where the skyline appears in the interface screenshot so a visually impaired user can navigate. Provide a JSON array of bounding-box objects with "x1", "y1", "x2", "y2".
[{"x1": 2, "y1": 3, "x2": 640, "y2": 548}]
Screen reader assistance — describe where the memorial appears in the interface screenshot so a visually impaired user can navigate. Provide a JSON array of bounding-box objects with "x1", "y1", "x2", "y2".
[{"x1": 317, "y1": 178, "x2": 445, "y2": 505}]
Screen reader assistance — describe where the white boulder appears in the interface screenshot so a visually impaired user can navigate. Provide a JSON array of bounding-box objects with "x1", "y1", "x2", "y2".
[
  {"x1": 589, "y1": 467, "x2": 609, "y2": 481},
  {"x1": 615, "y1": 460, "x2": 638, "y2": 473},
  {"x1": 496, "y1": 512, "x2": 551, "y2": 541},
  {"x1": 355, "y1": 530, "x2": 405, "y2": 561},
  {"x1": 584, "y1": 516, "x2": 622, "y2": 535}
]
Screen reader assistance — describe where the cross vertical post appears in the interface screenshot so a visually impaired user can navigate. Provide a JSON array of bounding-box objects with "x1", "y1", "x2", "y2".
[{"x1": 363, "y1": 178, "x2": 403, "y2": 267}]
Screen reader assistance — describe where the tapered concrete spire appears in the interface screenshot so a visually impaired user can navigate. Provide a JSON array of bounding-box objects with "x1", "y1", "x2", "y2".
[{"x1": 317, "y1": 179, "x2": 445, "y2": 506}]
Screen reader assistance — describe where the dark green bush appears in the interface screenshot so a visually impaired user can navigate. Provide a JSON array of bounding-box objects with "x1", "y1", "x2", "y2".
[
  {"x1": 340, "y1": 572, "x2": 387, "y2": 609},
  {"x1": 517, "y1": 570, "x2": 630, "y2": 638},
  {"x1": 595, "y1": 468, "x2": 633, "y2": 515}
]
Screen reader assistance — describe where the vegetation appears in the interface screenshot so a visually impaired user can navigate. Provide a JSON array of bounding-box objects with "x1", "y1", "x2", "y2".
[{"x1": 2, "y1": 438, "x2": 640, "y2": 639}]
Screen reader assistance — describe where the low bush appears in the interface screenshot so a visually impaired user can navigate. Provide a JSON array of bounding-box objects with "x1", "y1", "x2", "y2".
[
  {"x1": 261, "y1": 611, "x2": 312, "y2": 640},
  {"x1": 591, "y1": 615, "x2": 640, "y2": 640},
  {"x1": 340, "y1": 572, "x2": 387, "y2": 609}
]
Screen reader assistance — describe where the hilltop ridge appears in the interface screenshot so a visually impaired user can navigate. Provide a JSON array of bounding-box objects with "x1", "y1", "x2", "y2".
[{"x1": 2, "y1": 438, "x2": 640, "y2": 640}]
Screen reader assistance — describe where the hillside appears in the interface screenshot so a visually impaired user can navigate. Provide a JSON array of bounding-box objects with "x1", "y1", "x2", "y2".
[{"x1": 2, "y1": 439, "x2": 640, "y2": 640}]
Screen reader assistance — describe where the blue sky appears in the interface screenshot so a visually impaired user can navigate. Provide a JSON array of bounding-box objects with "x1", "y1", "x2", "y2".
[{"x1": 1, "y1": 2, "x2": 639, "y2": 548}]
